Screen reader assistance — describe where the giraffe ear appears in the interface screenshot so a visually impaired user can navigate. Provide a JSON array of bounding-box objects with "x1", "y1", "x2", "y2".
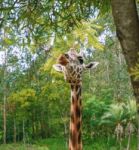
[
  {"x1": 53, "y1": 64, "x2": 63, "y2": 72},
  {"x1": 85, "y1": 62, "x2": 99, "y2": 69}
]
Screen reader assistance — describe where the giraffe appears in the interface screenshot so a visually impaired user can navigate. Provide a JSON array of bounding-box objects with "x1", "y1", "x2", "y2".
[{"x1": 53, "y1": 48, "x2": 99, "y2": 150}]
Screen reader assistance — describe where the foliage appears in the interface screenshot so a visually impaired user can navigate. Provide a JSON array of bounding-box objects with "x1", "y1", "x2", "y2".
[
  {"x1": 0, "y1": 18, "x2": 134, "y2": 144},
  {"x1": 101, "y1": 103, "x2": 125, "y2": 125},
  {"x1": 130, "y1": 62, "x2": 139, "y2": 80},
  {"x1": 0, "y1": 0, "x2": 137, "y2": 149},
  {"x1": 0, "y1": 0, "x2": 111, "y2": 34},
  {"x1": 125, "y1": 100, "x2": 137, "y2": 122},
  {"x1": 0, "y1": 137, "x2": 137, "y2": 150}
]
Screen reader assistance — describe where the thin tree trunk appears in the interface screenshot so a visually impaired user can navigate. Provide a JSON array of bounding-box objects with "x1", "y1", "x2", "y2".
[
  {"x1": 40, "y1": 118, "x2": 47, "y2": 138},
  {"x1": 60, "y1": 114, "x2": 68, "y2": 147},
  {"x1": 14, "y1": 118, "x2": 16, "y2": 143},
  {"x1": 17, "y1": 125, "x2": 19, "y2": 142},
  {"x1": 23, "y1": 119, "x2": 25, "y2": 144},
  {"x1": 64, "y1": 122, "x2": 68, "y2": 147},
  {"x1": 106, "y1": 61, "x2": 110, "y2": 82},
  {"x1": 32, "y1": 119, "x2": 35, "y2": 139},
  {"x1": 3, "y1": 43, "x2": 7, "y2": 144},
  {"x1": 3, "y1": 93, "x2": 6, "y2": 144},
  {"x1": 111, "y1": 0, "x2": 139, "y2": 149},
  {"x1": 127, "y1": 133, "x2": 131, "y2": 150},
  {"x1": 137, "y1": 113, "x2": 139, "y2": 150}
]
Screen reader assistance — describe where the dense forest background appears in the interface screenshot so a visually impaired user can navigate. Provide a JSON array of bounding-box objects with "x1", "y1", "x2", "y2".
[{"x1": 0, "y1": 0, "x2": 139, "y2": 150}]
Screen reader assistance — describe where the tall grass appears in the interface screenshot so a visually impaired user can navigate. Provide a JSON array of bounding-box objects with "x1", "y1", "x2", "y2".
[{"x1": 0, "y1": 136, "x2": 137, "y2": 150}]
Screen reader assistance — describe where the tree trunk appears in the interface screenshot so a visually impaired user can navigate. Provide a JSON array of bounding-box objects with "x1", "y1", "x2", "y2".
[
  {"x1": 3, "y1": 45, "x2": 7, "y2": 144},
  {"x1": 32, "y1": 120, "x2": 35, "y2": 139},
  {"x1": 40, "y1": 119, "x2": 47, "y2": 138},
  {"x1": 3, "y1": 93, "x2": 6, "y2": 144},
  {"x1": 23, "y1": 119, "x2": 25, "y2": 144},
  {"x1": 111, "y1": 0, "x2": 139, "y2": 149},
  {"x1": 14, "y1": 118, "x2": 16, "y2": 143},
  {"x1": 127, "y1": 133, "x2": 131, "y2": 150}
]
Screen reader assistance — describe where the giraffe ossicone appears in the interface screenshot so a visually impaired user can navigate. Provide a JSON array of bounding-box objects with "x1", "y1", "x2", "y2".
[{"x1": 53, "y1": 48, "x2": 99, "y2": 84}]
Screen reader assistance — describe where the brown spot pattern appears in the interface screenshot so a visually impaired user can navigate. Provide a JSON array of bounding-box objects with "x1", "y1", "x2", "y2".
[
  {"x1": 69, "y1": 84, "x2": 82, "y2": 150},
  {"x1": 70, "y1": 130, "x2": 76, "y2": 147},
  {"x1": 71, "y1": 112, "x2": 74, "y2": 123},
  {"x1": 77, "y1": 121, "x2": 81, "y2": 131},
  {"x1": 78, "y1": 131, "x2": 81, "y2": 143},
  {"x1": 72, "y1": 96, "x2": 75, "y2": 104},
  {"x1": 75, "y1": 106, "x2": 81, "y2": 118}
]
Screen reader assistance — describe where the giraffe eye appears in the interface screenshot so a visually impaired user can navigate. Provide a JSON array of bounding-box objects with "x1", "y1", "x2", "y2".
[{"x1": 77, "y1": 56, "x2": 84, "y2": 64}]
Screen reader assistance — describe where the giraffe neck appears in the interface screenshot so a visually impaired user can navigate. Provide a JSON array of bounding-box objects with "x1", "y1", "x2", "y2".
[{"x1": 69, "y1": 83, "x2": 82, "y2": 150}]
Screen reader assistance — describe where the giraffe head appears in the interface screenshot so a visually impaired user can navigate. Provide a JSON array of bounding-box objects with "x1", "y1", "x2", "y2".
[{"x1": 53, "y1": 48, "x2": 99, "y2": 84}]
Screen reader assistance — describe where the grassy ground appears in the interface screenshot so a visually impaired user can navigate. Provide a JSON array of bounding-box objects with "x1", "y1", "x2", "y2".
[{"x1": 0, "y1": 137, "x2": 137, "y2": 150}]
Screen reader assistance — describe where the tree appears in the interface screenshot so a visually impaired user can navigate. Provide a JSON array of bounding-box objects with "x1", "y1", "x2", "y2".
[
  {"x1": 110, "y1": 1, "x2": 139, "y2": 149},
  {"x1": 125, "y1": 100, "x2": 137, "y2": 150},
  {"x1": 1, "y1": 0, "x2": 139, "y2": 148},
  {"x1": 101, "y1": 103, "x2": 125, "y2": 149}
]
